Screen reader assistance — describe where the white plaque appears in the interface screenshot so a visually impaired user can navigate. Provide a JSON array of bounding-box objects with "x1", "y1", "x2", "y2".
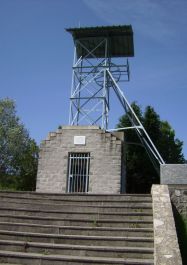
[{"x1": 74, "y1": 136, "x2": 86, "y2": 145}]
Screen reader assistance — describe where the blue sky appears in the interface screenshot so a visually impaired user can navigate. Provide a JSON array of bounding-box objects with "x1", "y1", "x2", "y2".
[{"x1": 0, "y1": 0, "x2": 187, "y2": 159}]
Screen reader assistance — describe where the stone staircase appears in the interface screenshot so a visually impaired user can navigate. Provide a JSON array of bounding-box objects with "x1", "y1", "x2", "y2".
[{"x1": 0, "y1": 191, "x2": 154, "y2": 265}]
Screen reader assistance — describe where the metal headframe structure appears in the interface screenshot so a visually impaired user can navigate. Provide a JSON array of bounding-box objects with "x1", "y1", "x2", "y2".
[{"x1": 66, "y1": 25, "x2": 165, "y2": 173}]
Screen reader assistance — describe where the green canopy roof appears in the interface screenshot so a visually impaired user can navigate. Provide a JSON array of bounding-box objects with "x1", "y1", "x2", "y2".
[{"x1": 66, "y1": 25, "x2": 134, "y2": 58}]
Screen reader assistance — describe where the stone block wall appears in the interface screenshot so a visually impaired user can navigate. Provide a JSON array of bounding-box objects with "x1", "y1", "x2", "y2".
[{"x1": 36, "y1": 126, "x2": 125, "y2": 194}]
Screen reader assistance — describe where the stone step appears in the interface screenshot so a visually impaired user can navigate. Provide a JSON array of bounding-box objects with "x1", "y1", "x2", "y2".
[
  {"x1": 0, "y1": 191, "x2": 152, "y2": 202},
  {"x1": 0, "y1": 192, "x2": 154, "y2": 264},
  {"x1": 0, "y1": 214, "x2": 153, "y2": 228},
  {"x1": 0, "y1": 198, "x2": 152, "y2": 207},
  {"x1": 0, "y1": 263, "x2": 23, "y2": 265},
  {"x1": 0, "y1": 239, "x2": 154, "y2": 259},
  {"x1": 0, "y1": 222, "x2": 153, "y2": 237},
  {"x1": 0, "y1": 230, "x2": 154, "y2": 248},
  {"x1": 0, "y1": 200, "x2": 153, "y2": 213},
  {"x1": 0, "y1": 250, "x2": 154, "y2": 264},
  {"x1": 0, "y1": 207, "x2": 153, "y2": 221}
]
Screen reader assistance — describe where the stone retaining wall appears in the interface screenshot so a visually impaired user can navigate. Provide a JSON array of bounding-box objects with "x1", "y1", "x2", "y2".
[
  {"x1": 151, "y1": 185, "x2": 182, "y2": 265},
  {"x1": 169, "y1": 185, "x2": 187, "y2": 217}
]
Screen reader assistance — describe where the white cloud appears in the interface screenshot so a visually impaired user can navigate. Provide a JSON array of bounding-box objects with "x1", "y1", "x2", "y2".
[{"x1": 82, "y1": 0, "x2": 187, "y2": 43}]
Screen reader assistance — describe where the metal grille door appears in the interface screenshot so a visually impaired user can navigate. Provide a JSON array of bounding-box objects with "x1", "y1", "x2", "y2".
[{"x1": 67, "y1": 153, "x2": 90, "y2": 193}]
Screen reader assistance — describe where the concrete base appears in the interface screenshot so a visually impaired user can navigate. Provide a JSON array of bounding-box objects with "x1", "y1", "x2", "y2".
[{"x1": 161, "y1": 164, "x2": 187, "y2": 185}]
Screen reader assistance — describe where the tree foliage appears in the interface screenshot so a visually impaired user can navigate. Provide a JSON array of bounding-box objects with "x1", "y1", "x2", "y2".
[
  {"x1": 0, "y1": 98, "x2": 39, "y2": 190},
  {"x1": 117, "y1": 102, "x2": 185, "y2": 193}
]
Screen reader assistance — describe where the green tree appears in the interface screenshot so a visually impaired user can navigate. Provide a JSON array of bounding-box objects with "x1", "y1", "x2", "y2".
[
  {"x1": 0, "y1": 98, "x2": 39, "y2": 190},
  {"x1": 117, "y1": 102, "x2": 185, "y2": 193}
]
